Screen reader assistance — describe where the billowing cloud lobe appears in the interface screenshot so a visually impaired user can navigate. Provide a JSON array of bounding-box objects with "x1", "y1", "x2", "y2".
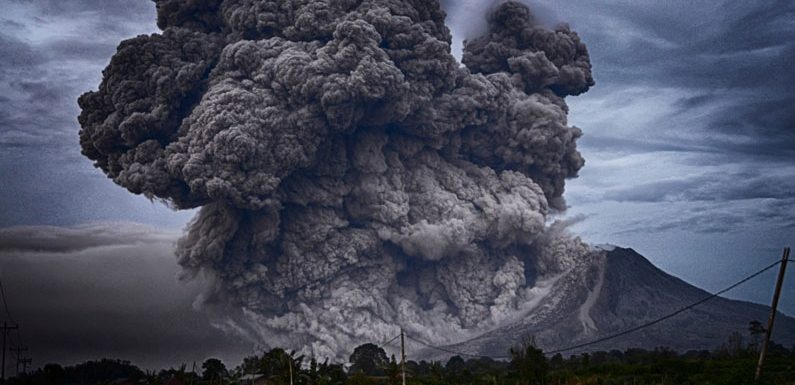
[{"x1": 78, "y1": 0, "x2": 594, "y2": 358}]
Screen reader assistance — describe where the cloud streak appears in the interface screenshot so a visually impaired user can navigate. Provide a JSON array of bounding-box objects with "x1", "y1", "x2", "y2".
[{"x1": 0, "y1": 222, "x2": 178, "y2": 253}]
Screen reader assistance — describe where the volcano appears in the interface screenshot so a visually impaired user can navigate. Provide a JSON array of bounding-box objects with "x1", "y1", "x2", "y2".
[{"x1": 438, "y1": 246, "x2": 795, "y2": 357}]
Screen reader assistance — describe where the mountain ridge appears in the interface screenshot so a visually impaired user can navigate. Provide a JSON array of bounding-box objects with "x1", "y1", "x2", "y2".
[{"x1": 435, "y1": 246, "x2": 795, "y2": 358}]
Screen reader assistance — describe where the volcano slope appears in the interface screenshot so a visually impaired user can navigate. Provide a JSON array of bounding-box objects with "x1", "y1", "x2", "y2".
[{"x1": 440, "y1": 246, "x2": 795, "y2": 357}]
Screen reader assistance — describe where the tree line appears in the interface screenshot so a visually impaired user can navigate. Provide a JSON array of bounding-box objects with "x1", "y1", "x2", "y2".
[{"x1": 7, "y1": 324, "x2": 795, "y2": 385}]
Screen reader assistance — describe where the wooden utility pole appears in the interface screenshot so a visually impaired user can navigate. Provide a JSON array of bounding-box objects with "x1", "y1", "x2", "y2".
[
  {"x1": 10, "y1": 346, "x2": 27, "y2": 375},
  {"x1": 754, "y1": 247, "x2": 790, "y2": 384},
  {"x1": 18, "y1": 358, "x2": 31, "y2": 375},
  {"x1": 400, "y1": 330, "x2": 406, "y2": 385},
  {"x1": 288, "y1": 355, "x2": 294, "y2": 385},
  {"x1": 1, "y1": 322, "x2": 19, "y2": 381}
]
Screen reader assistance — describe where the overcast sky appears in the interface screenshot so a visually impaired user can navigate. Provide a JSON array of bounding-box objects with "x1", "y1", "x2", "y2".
[{"x1": 0, "y1": 0, "x2": 793, "y2": 372}]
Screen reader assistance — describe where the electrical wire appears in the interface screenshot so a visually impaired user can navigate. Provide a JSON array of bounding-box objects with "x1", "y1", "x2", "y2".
[
  {"x1": 0, "y1": 275, "x2": 26, "y2": 372},
  {"x1": 404, "y1": 333, "x2": 511, "y2": 359},
  {"x1": 379, "y1": 333, "x2": 402, "y2": 348}
]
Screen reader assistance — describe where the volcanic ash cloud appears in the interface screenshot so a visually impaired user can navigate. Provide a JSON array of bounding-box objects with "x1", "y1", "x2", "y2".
[{"x1": 78, "y1": 0, "x2": 595, "y2": 359}]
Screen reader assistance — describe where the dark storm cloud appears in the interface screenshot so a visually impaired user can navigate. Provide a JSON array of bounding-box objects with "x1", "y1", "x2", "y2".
[
  {"x1": 0, "y1": 27, "x2": 153, "y2": 149},
  {"x1": 705, "y1": 98, "x2": 795, "y2": 156},
  {"x1": 577, "y1": 85, "x2": 794, "y2": 158},
  {"x1": 0, "y1": 35, "x2": 42, "y2": 68},
  {"x1": 44, "y1": 39, "x2": 120, "y2": 62},
  {"x1": 0, "y1": 224, "x2": 251, "y2": 369},
  {"x1": 548, "y1": 0, "x2": 795, "y2": 243},
  {"x1": 625, "y1": 212, "x2": 746, "y2": 235},
  {"x1": 614, "y1": 197, "x2": 795, "y2": 235},
  {"x1": 1, "y1": 19, "x2": 25, "y2": 30},
  {"x1": 0, "y1": 0, "x2": 162, "y2": 226},
  {"x1": 603, "y1": 171, "x2": 795, "y2": 203},
  {"x1": 5, "y1": 0, "x2": 153, "y2": 20},
  {"x1": 0, "y1": 0, "x2": 159, "y2": 148},
  {"x1": 758, "y1": 199, "x2": 795, "y2": 229},
  {"x1": 579, "y1": 0, "x2": 795, "y2": 157},
  {"x1": 579, "y1": 134, "x2": 712, "y2": 155}
]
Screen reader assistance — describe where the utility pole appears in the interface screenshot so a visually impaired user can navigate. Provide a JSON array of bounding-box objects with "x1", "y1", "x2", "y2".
[
  {"x1": 10, "y1": 346, "x2": 27, "y2": 375},
  {"x1": 1, "y1": 322, "x2": 19, "y2": 381},
  {"x1": 18, "y1": 358, "x2": 31, "y2": 375},
  {"x1": 288, "y1": 354, "x2": 293, "y2": 385},
  {"x1": 754, "y1": 247, "x2": 790, "y2": 384},
  {"x1": 400, "y1": 330, "x2": 406, "y2": 385}
]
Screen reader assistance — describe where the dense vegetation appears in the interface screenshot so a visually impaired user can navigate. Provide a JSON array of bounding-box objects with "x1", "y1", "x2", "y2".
[{"x1": 8, "y1": 336, "x2": 795, "y2": 385}]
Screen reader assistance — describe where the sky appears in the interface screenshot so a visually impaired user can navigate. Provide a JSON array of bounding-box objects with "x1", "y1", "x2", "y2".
[{"x1": 0, "y1": 0, "x2": 794, "y2": 372}]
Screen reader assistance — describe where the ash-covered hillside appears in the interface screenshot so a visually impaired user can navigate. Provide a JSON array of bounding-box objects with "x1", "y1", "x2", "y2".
[{"x1": 440, "y1": 246, "x2": 795, "y2": 357}]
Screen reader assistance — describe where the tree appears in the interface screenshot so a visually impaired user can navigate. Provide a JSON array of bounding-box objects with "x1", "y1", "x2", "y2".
[
  {"x1": 510, "y1": 337, "x2": 548, "y2": 385},
  {"x1": 316, "y1": 359, "x2": 346, "y2": 385},
  {"x1": 240, "y1": 355, "x2": 261, "y2": 375},
  {"x1": 748, "y1": 320, "x2": 766, "y2": 352},
  {"x1": 549, "y1": 353, "x2": 564, "y2": 371},
  {"x1": 202, "y1": 358, "x2": 227, "y2": 382},
  {"x1": 723, "y1": 331, "x2": 745, "y2": 357},
  {"x1": 382, "y1": 355, "x2": 401, "y2": 385},
  {"x1": 348, "y1": 343, "x2": 388, "y2": 376},
  {"x1": 445, "y1": 356, "x2": 467, "y2": 384},
  {"x1": 65, "y1": 359, "x2": 144, "y2": 384},
  {"x1": 42, "y1": 363, "x2": 64, "y2": 385},
  {"x1": 427, "y1": 361, "x2": 444, "y2": 385},
  {"x1": 259, "y1": 348, "x2": 302, "y2": 385},
  {"x1": 159, "y1": 364, "x2": 200, "y2": 385}
]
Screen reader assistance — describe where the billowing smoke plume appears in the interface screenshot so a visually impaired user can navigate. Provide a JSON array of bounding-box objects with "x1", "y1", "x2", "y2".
[{"x1": 78, "y1": 0, "x2": 594, "y2": 359}]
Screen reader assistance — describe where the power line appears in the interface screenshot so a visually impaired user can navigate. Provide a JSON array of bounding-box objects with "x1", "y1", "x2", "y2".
[
  {"x1": 11, "y1": 346, "x2": 27, "y2": 376},
  {"x1": 0, "y1": 276, "x2": 26, "y2": 378},
  {"x1": 545, "y1": 258, "x2": 784, "y2": 355},
  {"x1": 18, "y1": 358, "x2": 31, "y2": 375},
  {"x1": 0, "y1": 277, "x2": 21, "y2": 347},
  {"x1": 379, "y1": 333, "x2": 402, "y2": 348},
  {"x1": 404, "y1": 333, "x2": 510, "y2": 359},
  {"x1": 1, "y1": 322, "x2": 19, "y2": 381}
]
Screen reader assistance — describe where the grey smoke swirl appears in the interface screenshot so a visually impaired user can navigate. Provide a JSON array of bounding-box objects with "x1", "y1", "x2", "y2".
[{"x1": 78, "y1": 0, "x2": 594, "y2": 359}]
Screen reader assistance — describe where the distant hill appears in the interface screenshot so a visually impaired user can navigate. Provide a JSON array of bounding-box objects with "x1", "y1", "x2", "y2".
[{"x1": 436, "y1": 246, "x2": 795, "y2": 357}]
